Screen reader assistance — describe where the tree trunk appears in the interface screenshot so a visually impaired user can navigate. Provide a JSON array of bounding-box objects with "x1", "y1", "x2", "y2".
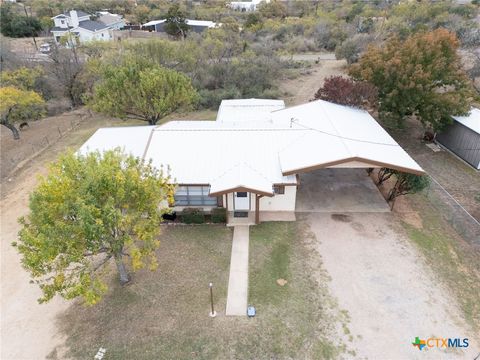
[
  {"x1": 2, "y1": 122, "x2": 20, "y2": 140},
  {"x1": 115, "y1": 254, "x2": 130, "y2": 285}
]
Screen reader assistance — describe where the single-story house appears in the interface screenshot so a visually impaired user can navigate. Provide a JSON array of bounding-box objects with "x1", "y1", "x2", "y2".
[
  {"x1": 51, "y1": 10, "x2": 112, "y2": 45},
  {"x1": 437, "y1": 108, "x2": 480, "y2": 170},
  {"x1": 79, "y1": 99, "x2": 424, "y2": 224},
  {"x1": 228, "y1": 0, "x2": 270, "y2": 11},
  {"x1": 142, "y1": 19, "x2": 218, "y2": 33}
]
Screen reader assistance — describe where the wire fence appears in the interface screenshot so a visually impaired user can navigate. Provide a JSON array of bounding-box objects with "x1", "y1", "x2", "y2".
[
  {"x1": 424, "y1": 174, "x2": 480, "y2": 247},
  {"x1": 2, "y1": 117, "x2": 83, "y2": 180}
]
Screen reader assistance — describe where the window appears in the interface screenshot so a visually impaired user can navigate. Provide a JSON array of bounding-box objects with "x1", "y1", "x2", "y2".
[
  {"x1": 174, "y1": 186, "x2": 217, "y2": 206},
  {"x1": 273, "y1": 185, "x2": 285, "y2": 195},
  {"x1": 236, "y1": 192, "x2": 248, "y2": 197},
  {"x1": 61, "y1": 20, "x2": 65, "y2": 24}
]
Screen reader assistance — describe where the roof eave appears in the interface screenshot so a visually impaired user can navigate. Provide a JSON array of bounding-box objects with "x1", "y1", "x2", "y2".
[
  {"x1": 209, "y1": 186, "x2": 274, "y2": 197},
  {"x1": 282, "y1": 156, "x2": 425, "y2": 176}
]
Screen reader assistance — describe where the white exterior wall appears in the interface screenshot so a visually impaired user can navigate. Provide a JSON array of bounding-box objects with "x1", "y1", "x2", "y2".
[
  {"x1": 52, "y1": 28, "x2": 111, "y2": 45},
  {"x1": 225, "y1": 185, "x2": 297, "y2": 212},
  {"x1": 259, "y1": 185, "x2": 297, "y2": 211},
  {"x1": 77, "y1": 28, "x2": 112, "y2": 42},
  {"x1": 53, "y1": 14, "x2": 90, "y2": 28}
]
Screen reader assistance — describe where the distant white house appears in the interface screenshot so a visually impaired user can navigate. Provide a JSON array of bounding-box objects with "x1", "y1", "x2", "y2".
[
  {"x1": 142, "y1": 19, "x2": 219, "y2": 33},
  {"x1": 96, "y1": 11, "x2": 126, "y2": 30},
  {"x1": 228, "y1": 0, "x2": 270, "y2": 12},
  {"x1": 79, "y1": 99, "x2": 424, "y2": 224},
  {"x1": 51, "y1": 10, "x2": 113, "y2": 45}
]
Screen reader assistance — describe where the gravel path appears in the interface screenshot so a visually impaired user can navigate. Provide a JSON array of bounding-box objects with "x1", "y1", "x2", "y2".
[{"x1": 306, "y1": 212, "x2": 479, "y2": 359}]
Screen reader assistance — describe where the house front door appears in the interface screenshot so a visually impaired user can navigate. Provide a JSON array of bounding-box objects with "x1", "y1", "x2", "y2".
[{"x1": 234, "y1": 192, "x2": 250, "y2": 210}]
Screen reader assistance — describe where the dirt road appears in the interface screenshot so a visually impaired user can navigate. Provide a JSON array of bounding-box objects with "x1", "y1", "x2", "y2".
[
  {"x1": 1, "y1": 172, "x2": 70, "y2": 360},
  {"x1": 307, "y1": 212, "x2": 479, "y2": 359},
  {"x1": 1, "y1": 116, "x2": 118, "y2": 359},
  {"x1": 280, "y1": 59, "x2": 347, "y2": 105}
]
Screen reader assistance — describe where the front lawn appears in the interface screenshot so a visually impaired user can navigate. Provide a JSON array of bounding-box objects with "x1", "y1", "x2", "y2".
[{"x1": 50, "y1": 222, "x2": 344, "y2": 359}]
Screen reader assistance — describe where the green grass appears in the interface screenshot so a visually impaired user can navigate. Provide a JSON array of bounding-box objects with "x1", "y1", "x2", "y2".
[
  {"x1": 50, "y1": 223, "x2": 346, "y2": 359},
  {"x1": 402, "y1": 194, "x2": 480, "y2": 332}
]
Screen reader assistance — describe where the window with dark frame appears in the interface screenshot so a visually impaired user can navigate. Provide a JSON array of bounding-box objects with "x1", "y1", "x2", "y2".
[
  {"x1": 236, "y1": 192, "x2": 248, "y2": 198},
  {"x1": 174, "y1": 186, "x2": 217, "y2": 206},
  {"x1": 273, "y1": 185, "x2": 285, "y2": 195}
]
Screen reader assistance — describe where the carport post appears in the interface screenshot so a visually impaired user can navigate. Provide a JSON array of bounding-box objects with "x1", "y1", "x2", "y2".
[{"x1": 255, "y1": 194, "x2": 264, "y2": 224}]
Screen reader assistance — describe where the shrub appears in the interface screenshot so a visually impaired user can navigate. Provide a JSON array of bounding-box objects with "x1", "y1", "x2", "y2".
[
  {"x1": 335, "y1": 34, "x2": 375, "y2": 64},
  {"x1": 314, "y1": 76, "x2": 378, "y2": 109},
  {"x1": 181, "y1": 208, "x2": 205, "y2": 224},
  {"x1": 0, "y1": 4, "x2": 43, "y2": 38},
  {"x1": 211, "y1": 207, "x2": 227, "y2": 223}
]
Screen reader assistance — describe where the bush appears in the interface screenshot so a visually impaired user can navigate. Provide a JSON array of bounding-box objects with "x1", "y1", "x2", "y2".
[
  {"x1": 211, "y1": 207, "x2": 227, "y2": 223},
  {"x1": 181, "y1": 208, "x2": 205, "y2": 224},
  {"x1": 335, "y1": 34, "x2": 374, "y2": 64},
  {"x1": 1, "y1": 4, "x2": 43, "y2": 38},
  {"x1": 197, "y1": 87, "x2": 242, "y2": 109}
]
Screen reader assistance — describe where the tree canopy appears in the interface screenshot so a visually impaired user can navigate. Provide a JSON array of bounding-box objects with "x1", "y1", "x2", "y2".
[
  {"x1": 15, "y1": 149, "x2": 175, "y2": 305},
  {"x1": 349, "y1": 29, "x2": 474, "y2": 131},
  {"x1": 0, "y1": 4, "x2": 43, "y2": 38},
  {"x1": 164, "y1": 4, "x2": 189, "y2": 38},
  {"x1": 0, "y1": 86, "x2": 45, "y2": 139},
  {"x1": 89, "y1": 59, "x2": 198, "y2": 125}
]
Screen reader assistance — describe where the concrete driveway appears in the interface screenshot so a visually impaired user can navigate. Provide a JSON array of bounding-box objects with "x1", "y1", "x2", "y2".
[{"x1": 295, "y1": 168, "x2": 390, "y2": 213}]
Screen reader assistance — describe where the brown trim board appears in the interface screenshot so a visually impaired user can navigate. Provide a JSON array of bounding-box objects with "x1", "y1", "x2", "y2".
[{"x1": 282, "y1": 156, "x2": 425, "y2": 176}]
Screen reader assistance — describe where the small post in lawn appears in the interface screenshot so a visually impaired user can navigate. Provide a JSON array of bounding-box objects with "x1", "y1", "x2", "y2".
[{"x1": 209, "y1": 282, "x2": 217, "y2": 318}]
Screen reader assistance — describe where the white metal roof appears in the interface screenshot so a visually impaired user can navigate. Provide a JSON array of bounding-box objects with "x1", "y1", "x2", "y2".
[
  {"x1": 271, "y1": 100, "x2": 424, "y2": 175},
  {"x1": 216, "y1": 98, "x2": 285, "y2": 123},
  {"x1": 144, "y1": 124, "x2": 298, "y2": 194},
  {"x1": 142, "y1": 19, "x2": 166, "y2": 27},
  {"x1": 78, "y1": 99, "x2": 424, "y2": 195},
  {"x1": 452, "y1": 108, "x2": 480, "y2": 135},
  {"x1": 142, "y1": 19, "x2": 217, "y2": 28},
  {"x1": 77, "y1": 126, "x2": 155, "y2": 159},
  {"x1": 185, "y1": 19, "x2": 217, "y2": 27}
]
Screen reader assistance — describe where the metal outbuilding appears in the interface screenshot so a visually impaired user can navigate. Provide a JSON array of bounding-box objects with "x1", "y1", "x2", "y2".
[{"x1": 437, "y1": 108, "x2": 480, "y2": 170}]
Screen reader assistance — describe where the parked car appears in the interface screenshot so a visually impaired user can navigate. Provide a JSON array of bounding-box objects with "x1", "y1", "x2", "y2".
[{"x1": 39, "y1": 43, "x2": 51, "y2": 54}]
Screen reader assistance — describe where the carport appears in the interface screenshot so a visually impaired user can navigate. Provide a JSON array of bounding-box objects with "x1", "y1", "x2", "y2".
[
  {"x1": 295, "y1": 169, "x2": 390, "y2": 213},
  {"x1": 273, "y1": 100, "x2": 426, "y2": 214}
]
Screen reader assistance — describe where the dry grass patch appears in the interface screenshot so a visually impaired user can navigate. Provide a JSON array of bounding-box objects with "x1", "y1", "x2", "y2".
[{"x1": 50, "y1": 222, "x2": 345, "y2": 359}]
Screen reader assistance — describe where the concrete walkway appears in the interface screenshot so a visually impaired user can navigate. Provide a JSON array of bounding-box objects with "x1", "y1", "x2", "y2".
[{"x1": 225, "y1": 225, "x2": 250, "y2": 316}]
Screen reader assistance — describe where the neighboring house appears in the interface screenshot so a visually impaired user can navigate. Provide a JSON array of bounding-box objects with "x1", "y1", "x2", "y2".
[
  {"x1": 142, "y1": 19, "x2": 218, "y2": 33},
  {"x1": 228, "y1": 0, "x2": 270, "y2": 11},
  {"x1": 79, "y1": 99, "x2": 424, "y2": 224},
  {"x1": 437, "y1": 108, "x2": 480, "y2": 170},
  {"x1": 51, "y1": 10, "x2": 112, "y2": 45},
  {"x1": 97, "y1": 11, "x2": 126, "y2": 30}
]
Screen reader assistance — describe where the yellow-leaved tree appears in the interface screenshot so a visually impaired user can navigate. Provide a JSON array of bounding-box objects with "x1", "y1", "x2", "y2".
[
  {"x1": 15, "y1": 149, "x2": 176, "y2": 305},
  {"x1": 0, "y1": 86, "x2": 45, "y2": 140}
]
